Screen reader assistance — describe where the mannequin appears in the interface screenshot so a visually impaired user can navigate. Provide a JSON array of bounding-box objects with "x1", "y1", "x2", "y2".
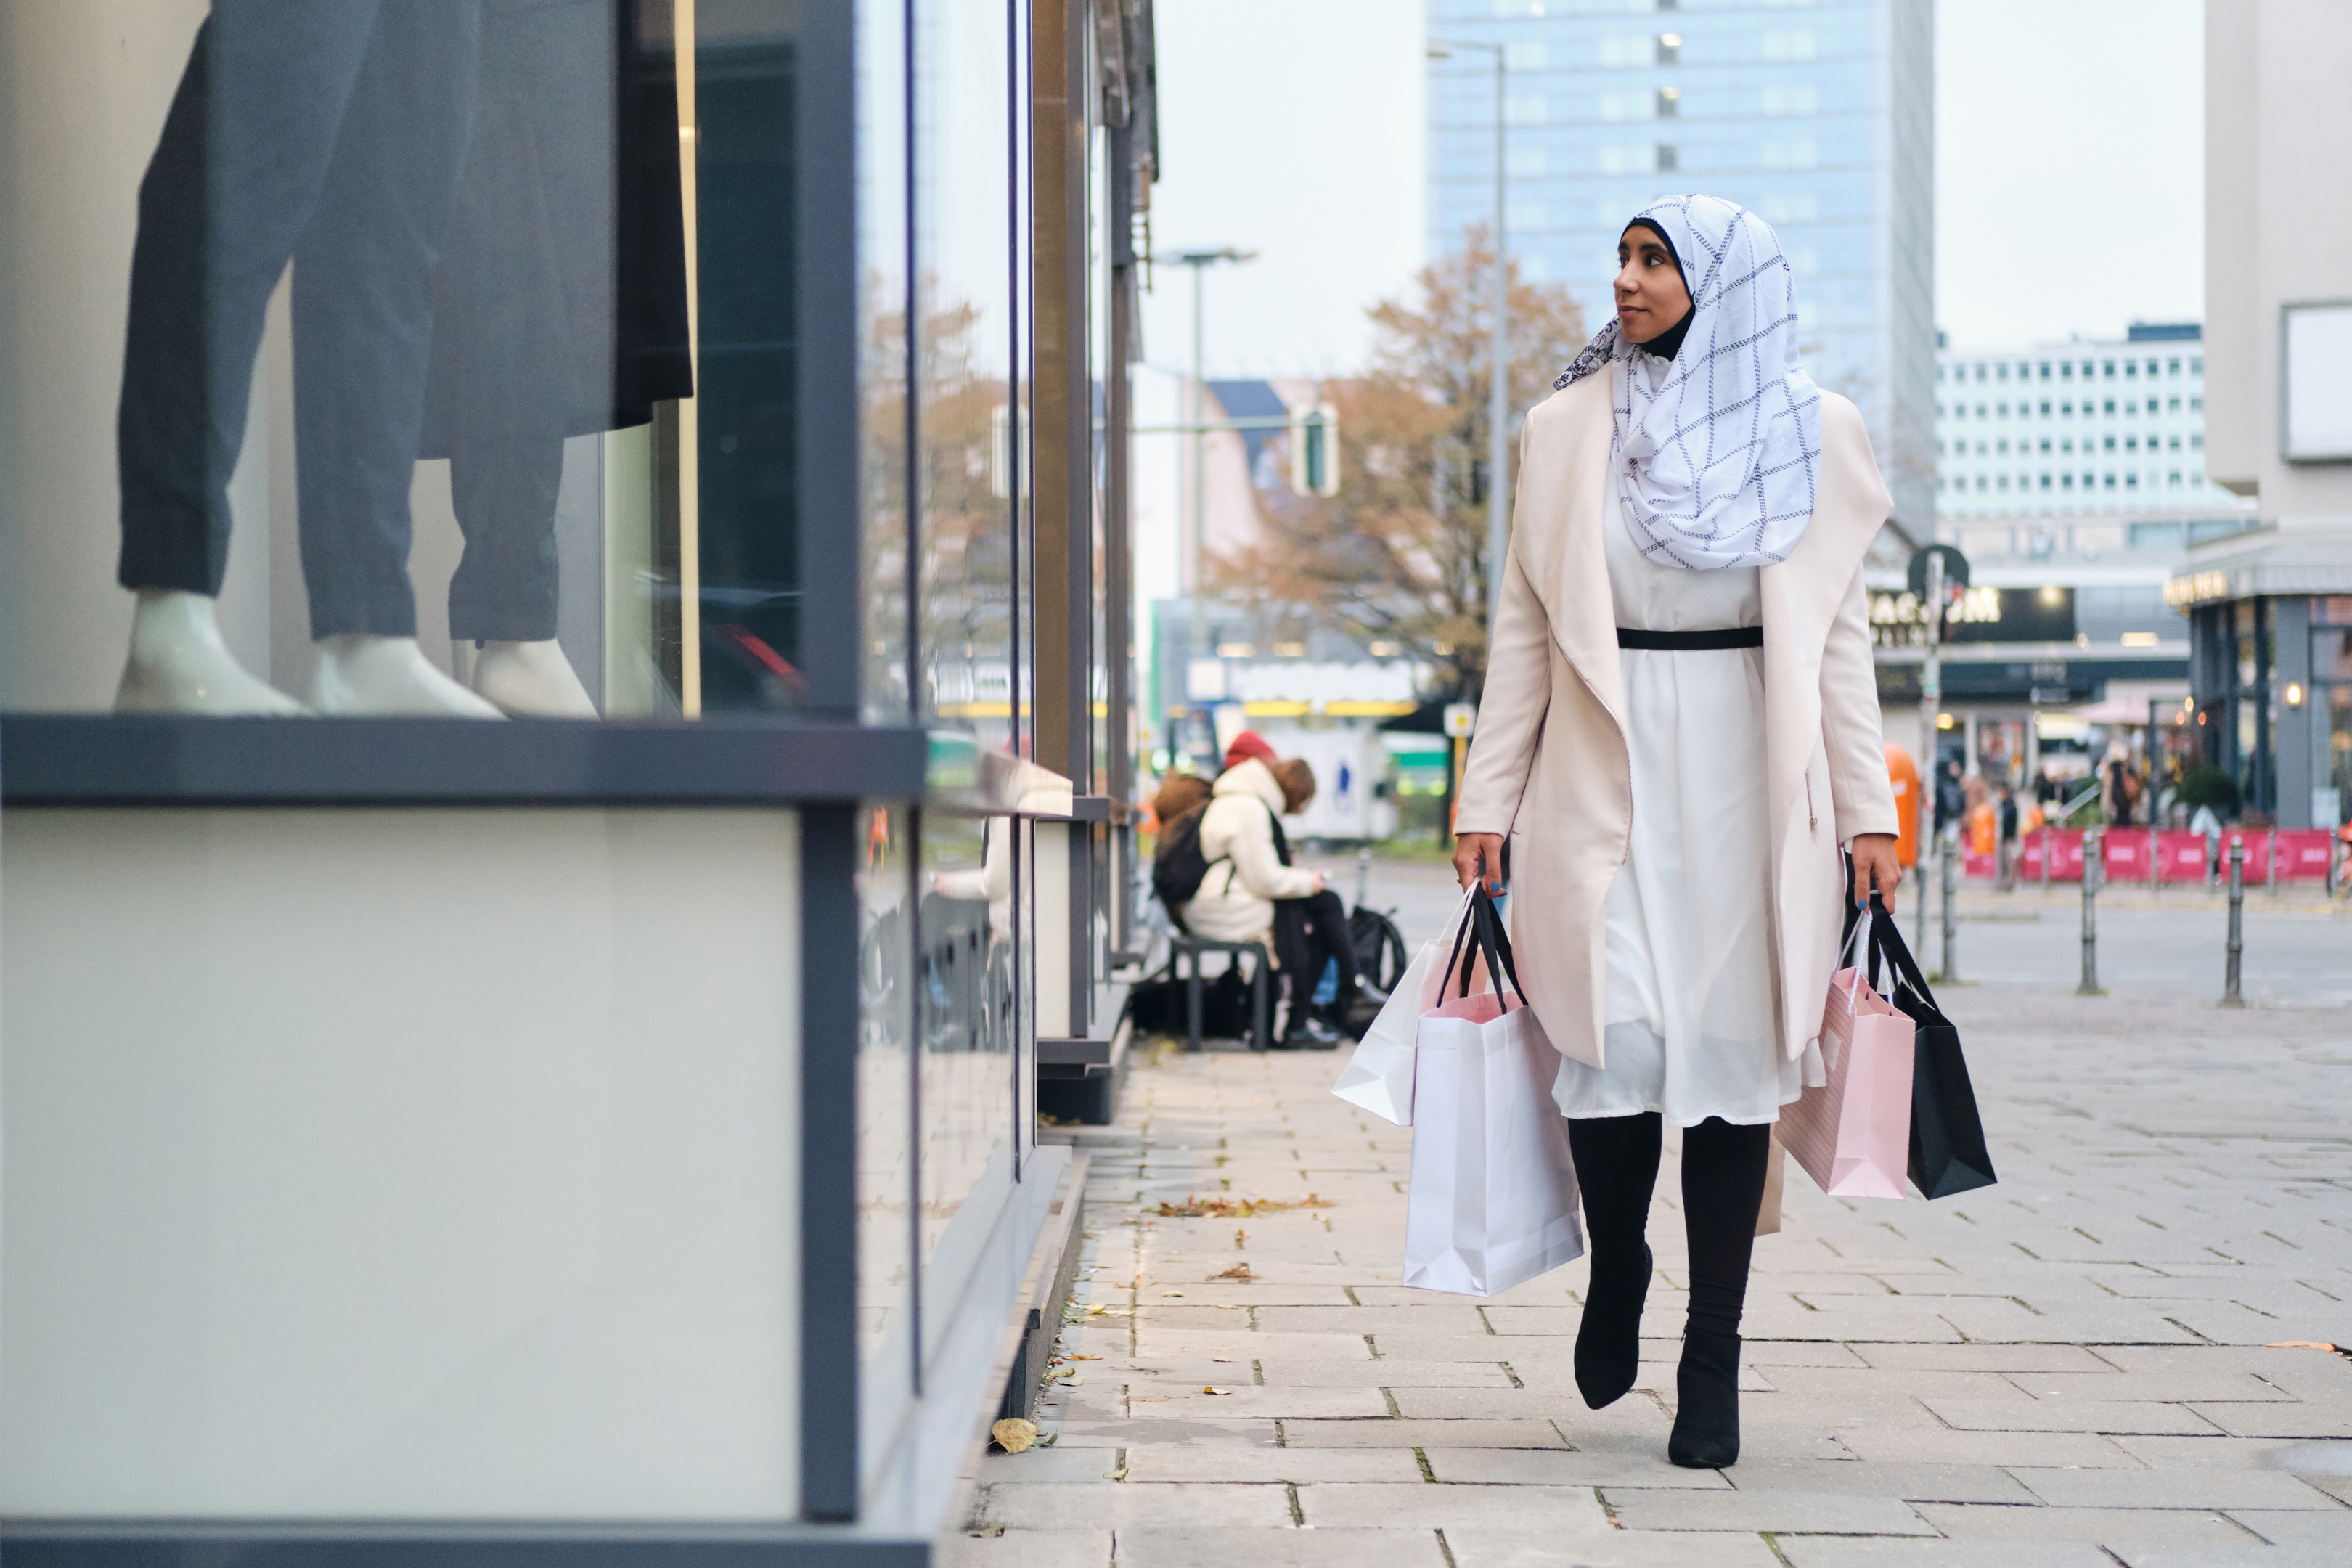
[
  {"x1": 412, "y1": 0, "x2": 692, "y2": 718},
  {"x1": 110, "y1": 0, "x2": 687, "y2": 719},
  {"x1": 110, "y1": 1, "x2": 498, "y2": 717}
]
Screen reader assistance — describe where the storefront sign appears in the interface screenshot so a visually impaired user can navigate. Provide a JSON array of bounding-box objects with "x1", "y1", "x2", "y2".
[
  {"x1": 1871, "y1": 585, "x2": 2075, "y2": 648},
  {"x1": 2163, "y1": 569, "x2": 2232, "y2": 607}
]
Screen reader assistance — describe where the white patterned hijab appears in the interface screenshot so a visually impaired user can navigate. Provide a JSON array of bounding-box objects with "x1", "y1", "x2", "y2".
[{"x1": 1554, "y1": 194, "x2": 1821, "y2": 571}]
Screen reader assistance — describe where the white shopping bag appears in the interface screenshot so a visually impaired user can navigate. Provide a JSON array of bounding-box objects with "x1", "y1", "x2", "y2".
[
  {"x1": 1331, "y1": 886, "x2": 1474, "y2": 1126},
  {"x1": 1401, "y1": 889, "x2": 1585, "y2": 1297}
]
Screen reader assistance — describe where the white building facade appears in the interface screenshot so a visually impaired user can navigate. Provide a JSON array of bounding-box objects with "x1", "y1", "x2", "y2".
[{"x1": 1935, "y1": 325, "x2": 2241, "y2": 520}]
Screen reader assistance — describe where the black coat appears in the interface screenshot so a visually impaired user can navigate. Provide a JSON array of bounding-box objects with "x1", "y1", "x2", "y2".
[{"x1": 420, "y1": 0, "x2": 693, "y2": 453}]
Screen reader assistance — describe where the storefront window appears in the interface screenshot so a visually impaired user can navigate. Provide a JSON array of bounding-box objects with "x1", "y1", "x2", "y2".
[
  {"x1": 2331, "y1": 687, "x2": 2352, "y2": 828},
  {"x1": 0, "y1": 2, "x2": 829, "y2": 722},
  {"x1": 849, "y1": 0, "x2": 1032, "y2": 1461},
  {"x1": 908, "y1": 0, "x2": 1029, "y2": 1372}
]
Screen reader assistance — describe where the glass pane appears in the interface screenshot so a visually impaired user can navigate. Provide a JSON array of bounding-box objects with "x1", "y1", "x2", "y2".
[
  {"x1": 913, "y1": 0, "x2": 1018, "y2": 750},
  {"x1": 2319, "y1": 629, "x2": 2352, "y2": 683},
  {"x1": 2331, "y1": 687, "x2": 2351, "y2": 827},
  {"x1": 910, "y1": 0, "x2": 1024, "y2": 1369},
  {"x1": 918, "y1": 807, "x2": 1018, "y2": 1355},
  {"x1": 0, "y1": 2, "x2": 775, "y2": 722},
  {"x1": 694, "y1": 1, "x2": 804, "y2": 711},
  {"x1": 857, "y1": 801, "x2": 918, "y2": 1455}
]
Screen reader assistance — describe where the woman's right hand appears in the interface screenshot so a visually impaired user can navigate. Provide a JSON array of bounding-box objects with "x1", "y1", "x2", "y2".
[{"x1": 1453, "y1": 832, "x2": 1505, "y2": 893}]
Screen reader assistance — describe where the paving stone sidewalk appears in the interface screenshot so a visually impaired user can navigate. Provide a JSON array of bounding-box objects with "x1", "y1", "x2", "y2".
[{"x1": 952, "y1": 984, "x2": 2352, "y2": 1568}]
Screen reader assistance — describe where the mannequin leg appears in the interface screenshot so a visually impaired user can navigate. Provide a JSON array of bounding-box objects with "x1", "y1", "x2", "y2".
[
  {"x1": 113, "y1": 4, "x2": 386, "y2": 712},
  {"x1": 1670, "y1": 1116, "x2": 1771, "y2": 1468},
  {"x1": 447, "y1": 433, "x2": 595, "y2": 716},
  {"x1": 447, "y1": 435, "x2": 561, "y2": 644},
  {"x1": 116, "y1": 4, "x2": 385, "y2": 598},
  {"x1": 1566, "y1": 1112, "x2": 1662, "y2": 1409},
  {"x1": 294, "y1": 0, "x2": 483, "y2": 642}
]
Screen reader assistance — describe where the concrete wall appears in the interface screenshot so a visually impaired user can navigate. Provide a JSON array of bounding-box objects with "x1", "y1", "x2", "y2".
[
  {"x1": 2, "y1": 807, "x2": 802, "y2": 1521},
  {"x1": 2203, "y1": 0, "x2": 2352, "y2": 520}
]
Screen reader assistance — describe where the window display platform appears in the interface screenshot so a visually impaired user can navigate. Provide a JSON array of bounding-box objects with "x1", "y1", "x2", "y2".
[{"x1": 0, "y1": 716, "x2": 928, "y2": 808}]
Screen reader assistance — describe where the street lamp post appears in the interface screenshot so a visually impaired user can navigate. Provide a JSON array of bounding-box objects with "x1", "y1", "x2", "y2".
[
  {"x1": 1429, "y1": 38, "x2": 1510, "y2": 637},
  {"x1": 1151, "y1": 245, "x2": 1254, "y2": 762}
]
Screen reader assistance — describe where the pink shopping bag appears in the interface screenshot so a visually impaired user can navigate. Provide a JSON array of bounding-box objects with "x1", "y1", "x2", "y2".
[{"x1": 1779, "y1": 915, "x2": 1915, "y2": 1200}]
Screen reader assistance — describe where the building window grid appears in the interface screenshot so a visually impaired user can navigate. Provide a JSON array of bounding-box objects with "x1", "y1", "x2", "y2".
[{"x1": 1933, "y1": 337, "x2": 2213, "y2": 518}]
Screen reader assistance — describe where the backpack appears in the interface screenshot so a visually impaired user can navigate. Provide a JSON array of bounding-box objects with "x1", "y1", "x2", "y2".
[
  {"x1": 1151, "y1": 804, "x2": 1215, "y2": 918},
  {"x1": 1151, "y1": 796, "x2": 1292, "y2": 926}
]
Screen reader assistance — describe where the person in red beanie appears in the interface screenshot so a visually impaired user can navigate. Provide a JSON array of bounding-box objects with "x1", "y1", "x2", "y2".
[
  {"x1": 1178, "y1": 730, "x2": 1356, "y2": 1045},
  {"x1": 1224, "y1": 730, "x2": 1280, "y2": 770}
]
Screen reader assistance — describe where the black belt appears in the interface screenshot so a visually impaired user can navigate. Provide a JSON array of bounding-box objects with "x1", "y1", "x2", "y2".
[{"x1": 1617, "y1": 626, "x2": 1763, "y2": 650}]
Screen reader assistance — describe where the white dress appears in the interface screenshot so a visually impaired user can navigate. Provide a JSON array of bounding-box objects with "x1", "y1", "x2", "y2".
[{"x1": 1553, "y1": 364, "x2": 1804, "y2": 1127}]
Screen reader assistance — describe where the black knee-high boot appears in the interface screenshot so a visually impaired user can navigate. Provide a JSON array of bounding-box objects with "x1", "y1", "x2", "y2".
[
  {"x1": 1566, "y1": 1113, "x2": 1662, "y2": 1410},
  {"x1": 1669, "y1": 1117, "x2": 1771, "y2": 1468}
]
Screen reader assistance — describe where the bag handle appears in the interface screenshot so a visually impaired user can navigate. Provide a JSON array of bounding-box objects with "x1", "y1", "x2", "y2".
[
  {"x1": 1479, "y1": 891, "x2": 1530, "y2": 1006},
  {"x1": 1863, "y1": 891, "x2": 1940, "y2": 1012},
  {"x1": 1437, "y1": 885, "x2": 1527, "y2": 1009}
]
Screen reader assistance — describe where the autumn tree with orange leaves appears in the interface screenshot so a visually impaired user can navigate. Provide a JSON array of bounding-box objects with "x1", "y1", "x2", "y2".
[{"x1": 1209, "y1": 226, "x2": 1587, "y2": 703}]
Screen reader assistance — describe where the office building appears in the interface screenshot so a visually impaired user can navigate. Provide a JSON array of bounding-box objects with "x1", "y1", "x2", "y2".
[
  {"x1": 1427, "y1": 0, "x2": 1936, "y2": 535},
  {"x1": 1935, "y1": 325, "x2": 2241, "y2": 518}
]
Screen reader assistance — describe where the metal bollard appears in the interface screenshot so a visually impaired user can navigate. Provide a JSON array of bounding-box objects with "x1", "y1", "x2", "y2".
[
  {"x1": 2039, "y1": 828, "x2": 2051, "y2": 893},
  {"x1": 1940, "y1": 841, "x2": 1959, "y2": 981},
  {"x1": 2267, "y1": 828, "x2": 2278, "y2": 897},
  {"x1": 2078, "y1": 826, "x2": 2104, "y2": 995},
  {"x1": 2149, "y1": 825, "x2": 2160, "y2": 896},
  {"x1": 2221, "y1": 836, "x2": 2246, "y2": 1007},
  {"x1": 1355, "y1": 845, "x2": 1371, "y2": 911}
]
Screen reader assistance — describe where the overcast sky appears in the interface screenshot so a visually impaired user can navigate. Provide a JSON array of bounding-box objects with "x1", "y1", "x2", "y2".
[{"x1": 1140, "y1": 0, "x2": 2208, "y2": 377}]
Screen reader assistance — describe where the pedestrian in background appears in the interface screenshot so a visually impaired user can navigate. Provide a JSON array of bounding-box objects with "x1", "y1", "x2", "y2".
[
  {"x1": 1996, "y1": 783, "x2": 2020, "y2": 890},
  {"x1": 1266, "y1": 757, "x2": 1363, "y2": 1046},
  {"x1": 1177, "y1": 732, "x2": 1347, "y2": 1048},
  {"x1": 2103, "y1": 746, "x2": 2137, "y2": 829},
  {"x1": 1935, "y1": 759, "x2": 1966, "y2": 843},
  {"x1": 1452, "y1": 195, "x2": 1902, "y2": 1470}
]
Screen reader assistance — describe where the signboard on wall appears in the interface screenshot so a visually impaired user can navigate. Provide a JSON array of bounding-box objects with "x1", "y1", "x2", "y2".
[
  {"x1": 1871, "y1": 585, "x2": 2075, "y2": 648},
  {"x1": 2283, "y1": 301, "x2": 2352, "y2": 462}
]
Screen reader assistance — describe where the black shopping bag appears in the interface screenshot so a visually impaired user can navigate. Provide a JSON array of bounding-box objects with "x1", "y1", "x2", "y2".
[{"x1": 1860, "y1": 892, "x2": 1998, "y2": 1199}]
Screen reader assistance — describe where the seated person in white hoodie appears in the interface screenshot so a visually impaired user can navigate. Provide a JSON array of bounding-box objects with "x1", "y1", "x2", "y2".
[{"x1": 1180, "y1": 732, "x2": 1357, "y2": 1047}]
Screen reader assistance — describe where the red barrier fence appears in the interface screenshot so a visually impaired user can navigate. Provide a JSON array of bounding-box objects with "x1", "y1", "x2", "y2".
[
  {"x1": 2001, "y1": 827, "x2": 2340, "y2": 886},
  {"x1": 2277, "y1": 829, "x2": 2335, "y2": 881},
  {"x1": 2154, "y1": 830, "x2": 2210, "y2": 884}
]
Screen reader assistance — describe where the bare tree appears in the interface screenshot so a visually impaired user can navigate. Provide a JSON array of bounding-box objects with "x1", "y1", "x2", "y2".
[{"x1": 1209, "y1": 225, "x2": 1585, "y2": 703}]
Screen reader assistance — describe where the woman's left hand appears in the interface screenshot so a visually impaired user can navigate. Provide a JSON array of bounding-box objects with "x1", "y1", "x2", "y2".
[{"x1": 1851, "y1": 833, "x2": 1902, "y2": 912}]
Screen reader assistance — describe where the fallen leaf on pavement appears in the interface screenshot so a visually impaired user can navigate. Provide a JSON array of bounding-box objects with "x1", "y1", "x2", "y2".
[
  {"x1": 1161, "y1": 1291, "x2": 1185, "y2": 1298},
  {"x1": 1154, "y1": 1193, "x2": 1335, "y2": 1219},
  {"x1": 1201, "y1": 1386, "x2": 1231, "y2": 1395},
  {"x1": 1103, "y1": 1467, "x2": 1129, "y2": 1480},
  {"x1": 1068, "y1": 1353, "x2": 1103, "y2": 1360},
  {"x1": 990, "y1": 1418, "x2": 1037, "y2": 1453},
  {"x1": 1208, "y1": 1264, "x2": 1257, "y2": 1281}
]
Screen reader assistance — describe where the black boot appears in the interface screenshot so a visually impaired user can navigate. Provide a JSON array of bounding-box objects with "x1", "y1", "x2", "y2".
[
  {"x1": 1572, "y1": 1241, "x2": 1651, "y2": 1409},
  {"x1": 1667, "y1": 1326, "x2": 1742, "y2": 1468}
]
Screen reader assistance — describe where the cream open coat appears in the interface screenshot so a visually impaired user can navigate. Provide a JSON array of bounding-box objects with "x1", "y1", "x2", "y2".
[{"x1": 1455, "y1": 372, "x2": 1900, "y2": 1071}]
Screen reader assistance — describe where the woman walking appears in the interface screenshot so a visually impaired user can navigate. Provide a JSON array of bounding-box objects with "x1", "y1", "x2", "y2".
[{"x1": 1453, "y1": 195, "x2": 1903, "y2": 1469}]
